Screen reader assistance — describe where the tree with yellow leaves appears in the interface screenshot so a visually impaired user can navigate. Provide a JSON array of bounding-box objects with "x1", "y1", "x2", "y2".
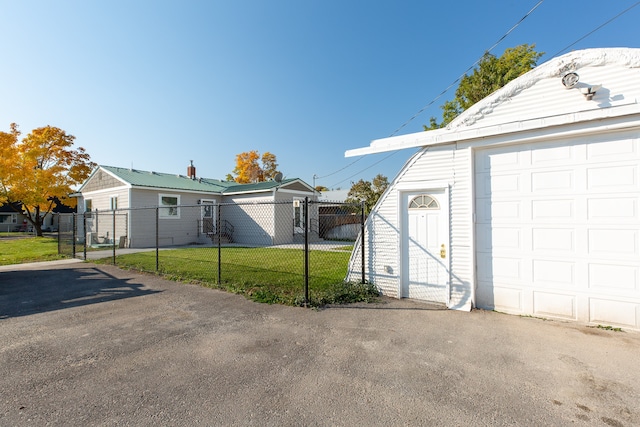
[
  {"x1": 230, "y1": 150, "x2": 280, "y2": 183},
  {"x1": 0, "y1": 124, "x2": 95, "y2": 236}
]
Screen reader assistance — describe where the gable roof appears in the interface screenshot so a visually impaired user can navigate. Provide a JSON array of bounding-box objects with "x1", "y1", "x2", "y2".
[
  {"x1": 80, "y1": 165, "x2": 313, "y2": 195},
  {"x1": 346, "y1": 48, "x2": 640, "y2": 157}
]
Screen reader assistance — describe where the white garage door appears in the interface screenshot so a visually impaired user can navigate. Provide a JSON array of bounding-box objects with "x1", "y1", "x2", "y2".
[{"x1": 475, "y1": 131, "x2": 640, "y2": 329}]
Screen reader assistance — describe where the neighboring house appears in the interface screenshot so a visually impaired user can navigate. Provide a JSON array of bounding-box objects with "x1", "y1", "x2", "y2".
[
  {"x1": 0, "y1": 201, "x2": 73, "y2": 233},
  {"x1": 76, "y1": 163, "x2": 317, "y2": 248},
  {"x1": 345, "y1": 48, "x2": 640, "y2": 330},
  {"x1": 0, "y1": 202, "x2": 26, "y2": 232}
]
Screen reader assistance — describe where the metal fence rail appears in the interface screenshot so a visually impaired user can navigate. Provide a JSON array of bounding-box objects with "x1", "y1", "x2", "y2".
[{"x1": 59, "y1": 198, "x2": 365, "y2": 305}]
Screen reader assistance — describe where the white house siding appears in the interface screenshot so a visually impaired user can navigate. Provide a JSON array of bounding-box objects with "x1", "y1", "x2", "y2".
[
  {"x1": 128, "y1": 189, "x2": 220, "y2": 248},
  {"x1": 221, "y1": 193, "x2": 275, "y2": 246}
]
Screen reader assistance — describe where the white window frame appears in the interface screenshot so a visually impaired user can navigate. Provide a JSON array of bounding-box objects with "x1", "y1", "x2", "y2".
[
  {"x1": 110, "y1": 196, "x2": 118, "y2": 211},
  {"x1": 159, "y1": 194, "x2": 180, "y2": 219},
  {"x1": 0, "y1": 213, "x2": 17, "y2": 224}
]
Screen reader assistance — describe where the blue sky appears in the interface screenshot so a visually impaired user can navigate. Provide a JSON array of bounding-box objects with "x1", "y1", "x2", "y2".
[{"x1": 2, "y1": 1, "x2": 639, "y2": 189}]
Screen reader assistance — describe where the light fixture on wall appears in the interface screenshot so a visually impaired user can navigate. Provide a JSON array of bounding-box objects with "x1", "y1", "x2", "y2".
[
  {"x1": 561, "y1": 72, "x2": 601, "y2": 101},
  {"x1": 561, "y1": 72, "x2": 580, "y2": 88},
  {"x1": 581, "y1": 85, "x2": 601, "y2": 101}
]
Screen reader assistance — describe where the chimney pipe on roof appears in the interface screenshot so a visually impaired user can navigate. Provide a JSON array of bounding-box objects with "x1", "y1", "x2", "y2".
[{"x1": 187, "y1": 160, "x2": 196, "y2": 180}]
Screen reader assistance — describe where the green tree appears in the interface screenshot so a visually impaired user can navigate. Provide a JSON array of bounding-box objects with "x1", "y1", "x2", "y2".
[
  {"x1": 345, "y1": 174, "x2": 389, "y2": 214},
  {"x1": 0, "y1": 124, "x2": 95, "y2": 236},
  {"x1": 426, "y1": 44, "x2": 543, "y2": 129}
]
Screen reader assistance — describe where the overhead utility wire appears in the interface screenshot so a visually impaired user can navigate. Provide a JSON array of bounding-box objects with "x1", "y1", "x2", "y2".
[
  {"x1": 549, "y1": 1, "x2": 640, "y2": 59},
  {"x1": 390, "y1": 0, "x2": 544, "y2": 137},
  {"x1": 326, "y1": 0, "x2": 544, "y2": 189}
]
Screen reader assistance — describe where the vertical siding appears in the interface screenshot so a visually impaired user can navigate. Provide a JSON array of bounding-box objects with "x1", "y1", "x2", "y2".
[{"x1": 449, "y1": 146, "x2": 474, "y2": 310}]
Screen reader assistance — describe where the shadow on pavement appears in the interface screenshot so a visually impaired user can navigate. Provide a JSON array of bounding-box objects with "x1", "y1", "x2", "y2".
[{"x1": 0, "y1": 266, "x2": 161, "y2": 319}]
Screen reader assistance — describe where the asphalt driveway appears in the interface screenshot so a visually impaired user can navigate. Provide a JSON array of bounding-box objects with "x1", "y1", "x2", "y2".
[{"x1": 1, "y1": 261, "x2": 639, "y2": 426}]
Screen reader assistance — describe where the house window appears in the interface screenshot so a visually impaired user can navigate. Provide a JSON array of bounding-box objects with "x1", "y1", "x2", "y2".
[
  {"x1": 159, "y1": 194, "x2": 180, "y2": 218},
  {"x1": 110, "y1": 196, "x2": 118, "y2": 211},
  {"x1": 0, "y1": 214, "x2": 16, "y2": 224},
  {"x1": 408, "y1": 194, "x2": 439, "y2": 210},
  {"x1": 85, "y1": 199, "x2": 92, "y2": 212}
]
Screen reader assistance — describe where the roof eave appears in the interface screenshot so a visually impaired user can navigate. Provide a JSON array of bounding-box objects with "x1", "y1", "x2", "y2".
[{"x1": 346, "y1": 102, "x2": 640, "y2": 156}]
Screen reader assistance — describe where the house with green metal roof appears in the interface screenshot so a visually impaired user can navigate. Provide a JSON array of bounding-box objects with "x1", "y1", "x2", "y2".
[{"x1": 76, "y1": 163, "x2": 317, "y2": 248}]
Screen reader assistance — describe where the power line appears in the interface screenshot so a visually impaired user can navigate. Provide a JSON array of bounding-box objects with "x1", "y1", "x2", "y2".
[
  {"x1": 390, "y1": 0, "x2": 544, "y2": 137},
  {"x1": 320, "y1": 0, "x2": 640, "y2": 189},
  {"x1": 324, "y1": 0, "x2": 545, "y2": 188},
  {"x1": 328, "y1": 150, "x2": 402, "y2": 189},
  {"x1": 550, "y1": 1, "x2": 640, "y2": 59}
]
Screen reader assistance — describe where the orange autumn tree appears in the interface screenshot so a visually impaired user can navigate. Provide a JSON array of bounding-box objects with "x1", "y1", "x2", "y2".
[
  {"x1": 230, "y1": 150, "x2": 280, "y2": 183},
  {"x1": 0, "y1": 124, "x2": 95, "y2": 236}
]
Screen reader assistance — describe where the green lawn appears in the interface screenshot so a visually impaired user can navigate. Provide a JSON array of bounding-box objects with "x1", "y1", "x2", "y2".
[
  {"x1": 0, "y1": 237, "x2": 64, "y2": 265},
  {"x1": 97, "y1": 246, "x2": 377, "y2": 307},
  {"x1": 0, "y1": 236, "x2": 378, "y2": 307}
]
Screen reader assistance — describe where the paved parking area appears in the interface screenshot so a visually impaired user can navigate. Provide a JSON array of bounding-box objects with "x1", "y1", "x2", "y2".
[{"x1": 1, "y1": 261, "x2": 639, "y2": 426}]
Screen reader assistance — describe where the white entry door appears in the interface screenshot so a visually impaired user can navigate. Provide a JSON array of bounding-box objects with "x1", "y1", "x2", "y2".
[{"x1": 402, "y1": 190, "x2": 449, "y2": 303}]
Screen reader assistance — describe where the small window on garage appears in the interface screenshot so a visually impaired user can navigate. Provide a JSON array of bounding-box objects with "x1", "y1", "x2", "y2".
[
  {"x1": 409, "y1": 194, "x2": 439, "y2": 210},
  {"x1": 110, "y1": 196, "x2": 118, "y2": 211}
]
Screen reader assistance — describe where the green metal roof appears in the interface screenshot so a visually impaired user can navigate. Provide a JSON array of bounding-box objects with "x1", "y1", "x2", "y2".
[{"x1": 98, "y1": 165, "x2": 301, "y2": 195}]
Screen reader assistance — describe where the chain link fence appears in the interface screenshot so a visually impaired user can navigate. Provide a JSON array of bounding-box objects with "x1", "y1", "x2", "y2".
[{"x1": 59, "y1": 199, "x2": 366, "y2": 305}]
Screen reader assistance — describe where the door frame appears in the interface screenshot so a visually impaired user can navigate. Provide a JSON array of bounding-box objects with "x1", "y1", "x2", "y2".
[
  {"x1": 200, "y1": 199, "x2": 217, "y2": 234},
  {"x1": 397, "y1": 184, "x2": 451, "y2": 305}
]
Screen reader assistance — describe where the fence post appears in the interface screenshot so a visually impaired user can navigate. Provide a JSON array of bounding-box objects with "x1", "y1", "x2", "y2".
[
  {"x1": 155, "y1": 207, "x2": 159, "y2": 272},
  {"x1": 361, "y1": 201, "x2": 365, "y2": 284},
  {"x1": 82, "y1": 212, "x2": 87, "y2": 261},
  {"x1": 217, "y1": 203, "x2": 221, "y2": 285},
  {"x1": 112, "y1": 209, "x2": 116, "y2": 265},
  {"x1": 72, "y1": 213, "x2": 76, "y2": 259},
  {"x1": 304, "y1": 197, "x2": 309, "y2": 307}
]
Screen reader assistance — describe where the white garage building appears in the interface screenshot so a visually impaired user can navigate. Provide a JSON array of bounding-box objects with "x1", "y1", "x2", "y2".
[{"x1": 345, "y1": 48, "x2": 640, "y2": 330}]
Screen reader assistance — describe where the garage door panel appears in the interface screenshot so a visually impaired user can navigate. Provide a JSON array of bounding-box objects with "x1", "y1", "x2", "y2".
[
  {"x1": 531, "y1": 144, "x2": 574, "y2": 164},
  {"x1": 475, "y1": 149, "x2": 523, "y2": 171},
  {"x1": 586, "y1": 138, "x2": 637, "y2": 159},
  {"x1": 587, "y1": 197, "x2": 637, "y2": 221},
  {"x1": 532, "y1": 199, "x2": 575, "y2": 221},
  {"x1": 532, "y1": 228, "x2": 575, "y2": 252},
  {"x1": 532, "y1": 260, "x2": 575, "y2": 286},
  {"x1": 589, "y1": 263, "x2": 639, "y2": 291},
  {"x1": 533, "y1": 291, "x2": 576, "y2": 319},
  {"x1": 476, "y1": 283, "x2": 523, "y2": 312},
  {"x1": 589, "y1": 298, "x2": 639, "y2": 328},
  {"x1": 531, "y1": 170, "x2": 574, "y2": 193},
  {"x1": 477, "y1": 227, "x2": 522, "y2": 251},
  {"x1": 588, "y1": 228, "x2": 638, "y2": 257},
  {"x1": 587, "y1": 165, "x2": 637, "y2": 190}
]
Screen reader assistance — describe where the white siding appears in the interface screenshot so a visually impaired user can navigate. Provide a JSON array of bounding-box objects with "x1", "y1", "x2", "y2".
[
  {"x1": 348, "y1": 144, "x2": 475, "y2": 309},
  {"x1": 221, "y1": 193, "x2": 276, "y2": 246}
]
